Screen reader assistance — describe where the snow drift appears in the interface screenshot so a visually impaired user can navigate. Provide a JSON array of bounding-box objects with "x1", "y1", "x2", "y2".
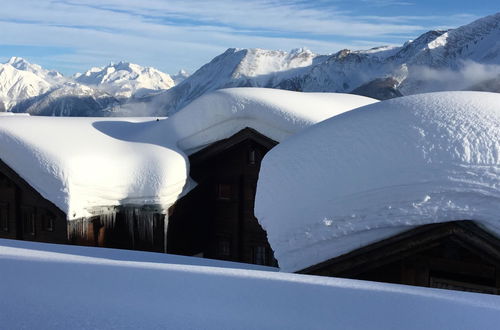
[
  {"x1": 255, "y1": 91, "x2": 500, "y2": 272},
  {"x1": 2, "y1": 238, "x2": 500, "y2": 330}
]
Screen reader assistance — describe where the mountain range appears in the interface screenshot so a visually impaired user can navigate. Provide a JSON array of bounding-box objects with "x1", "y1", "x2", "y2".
[
  {"x1": 0, "y1": 58, "x2": 186, "y2": 116},
  {"x1": 1, "y1": 12, "x2": 499, "y2": 116}
]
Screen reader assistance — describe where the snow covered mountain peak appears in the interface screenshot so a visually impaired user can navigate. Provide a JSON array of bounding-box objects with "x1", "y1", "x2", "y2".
[
  {"x1": 5, "y1": 56, "x2": 65, "y2": 82},
  {"x1": 438, "y1": 12, "x2": 500, "y2": 64},
  {"x1": 172, "y1": 69, "x2": 190, "y2": 85},
  {"x1": 0, "y1": 62, "x2": 53, "y2": 111},
  {"x1": 7, "y1": 56, "x2": 32, "y2": 69},
  {"x1": 75, "y1": 61, "x2": 175, "y2": 99}
]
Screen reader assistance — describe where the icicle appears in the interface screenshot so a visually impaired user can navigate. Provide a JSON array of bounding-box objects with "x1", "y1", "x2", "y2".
[{"x1": 68, "y1": 205, "x2": 165, "y2": 250}]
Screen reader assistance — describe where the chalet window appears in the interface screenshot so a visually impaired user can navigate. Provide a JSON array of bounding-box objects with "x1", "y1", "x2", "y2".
[
  {"x1": 217, "y1": 183, "x2": 232, "y2": 200},
  {"x1": 248, "y1": 149, "x2": 257, "y2": 165},
  {"x1": 253, "y1": 246, "x2": 267, "y2": 265},
  {"x1": 42, "y1": 213, "x2": 55, "y2": 232},
  {"x1": 217, "y1": 239, "x2": 231, "y2": 257},
  {"x1": 0, "y1": 202, "x2": 9, "y2": 232},
  {"x1": 22, "y1": 207, "x2": 36, "y2": 236}
]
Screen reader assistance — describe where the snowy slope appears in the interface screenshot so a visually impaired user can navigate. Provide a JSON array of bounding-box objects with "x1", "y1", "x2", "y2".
[
  {"x1": 0, "y1": 57, "x2": 120, "y2": 116},
  {"x1": 11, "y1": 83, "x2": 120, "y2": 116},
  {"x1": 0, "y1": 62, "x2": 53, "y2": 110},
  {"x1": 171, "y1": 69, "x2": 190, "y2": 84},
  {"x1": 2, "y1": 238, "x2": 500, "y2": 330},
  {"x1": 7, "y1": 56, "x2": 66, "y2": 84},
  {"x1": 255, "y1": 91, "x2": 500, "y2": 272},
  {"x1": 76, "y1": 61, "x2": 175, "y2": 99},
  {"x1": 406, "y1": 13, "x2": 500, "y2": 67},
  {"x1": 0, "y1": 58, "x2": 176, "y2": 116},
  {"x1": 152, "y1": 48, "x2": 327, "y2": 115}
]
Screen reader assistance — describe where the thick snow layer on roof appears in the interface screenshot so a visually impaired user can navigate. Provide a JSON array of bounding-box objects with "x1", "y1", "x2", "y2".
[
  {"x1": 255, "y1": 91, "x2": 500, "y2": 272},
  {"x1": 0, "y1": 88, "x2": 376, "y2": 219},
  {"x1": 0, "y1": 116, "x2": 187, "y2": 219},
  {"x1": 163, "y1": 88, "x2": 378, "y2": 154},
  {"x1": 2, "y1": 239, "x2": 500, "y2": 330}
]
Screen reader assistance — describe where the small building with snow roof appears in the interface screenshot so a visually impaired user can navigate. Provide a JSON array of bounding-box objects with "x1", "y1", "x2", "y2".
[
  {"x1": 255, "y1": 91, "x2": 500, "y2": 293},
  {"x1": 0, "y1": 88, "x2": 376, "y2": 266}
]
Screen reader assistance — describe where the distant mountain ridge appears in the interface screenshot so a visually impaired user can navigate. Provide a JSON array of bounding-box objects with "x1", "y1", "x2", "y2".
[
  {"x1": 149, "y1": 12, "x2": 500, "y2": 116},
  {"x1": 75, "y1": 62, "x2": 175, "y2": 99},
  {"x1": 0, "y1": 58, "x2": 181, "y2": 116},
  {"x1": 1, "y1": 12, "x2": 499, "y2": 116}
]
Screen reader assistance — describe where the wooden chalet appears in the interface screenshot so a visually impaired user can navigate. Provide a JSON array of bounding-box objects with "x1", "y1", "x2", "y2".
[
  {"x1": 2, "y1": 89, "x2": 500, "y2": 295},
  {"x1": 300, "y1": 221, "x2": 500, "y2": 295},
  {"x1": 3, "y1": 127, "x2": 500, "y2": 294},
  {"x1": 0, "y1": 127, "x2": 278, "y2": 266},
  {"x1": 168, "y1": 128, "x2": 277, "y2": 266}
]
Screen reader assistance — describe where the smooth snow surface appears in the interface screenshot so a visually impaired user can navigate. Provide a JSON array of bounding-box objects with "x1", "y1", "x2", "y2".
[
  {"x1": 161, "y1": 88, "x2": 378, "y2": 154},
  {"x1": 0, "y1": 116, "x2": 187, "y2": 219},
  {"x1": 0, "y1": 88, "x2": 375, "y2": 219},
  {"x1": 2, "y1": 239, "x2": 500, "y2": 330},
  {"x1": 256, "y1": 91, "x2": 500, "y2": 272}
]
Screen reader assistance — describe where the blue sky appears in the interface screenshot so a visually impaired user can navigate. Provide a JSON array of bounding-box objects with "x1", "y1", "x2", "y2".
[{"x1": 0, "y1": 0, "x2": 497, "y2": 75}]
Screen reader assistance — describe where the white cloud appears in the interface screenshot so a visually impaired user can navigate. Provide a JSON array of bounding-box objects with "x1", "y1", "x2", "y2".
[{"x1": 410, "y1": 61, "x2": 500, "y2": 91}]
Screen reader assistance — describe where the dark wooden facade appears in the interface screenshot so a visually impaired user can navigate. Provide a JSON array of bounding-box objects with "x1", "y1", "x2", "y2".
[
  {"x1": 0, "y1": 159, "x2": 67, "y2": 244},
  {"x1": 0, "y1": 157, "x2": 166, "y2": 252},
  {"x1": 301, "y1": 221, "x2": 500, "y2": 294},
  {"x1": 68, "y1": 207, "x2": 166, "y2": 252},
  {"x1": 167, "y1": 128, "x2": 278, "y2": 266}
]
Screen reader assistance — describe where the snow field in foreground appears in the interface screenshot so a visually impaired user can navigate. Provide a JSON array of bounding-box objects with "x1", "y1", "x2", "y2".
[{"x1": 1, "y1": 239, "x2": 500, "y2": 329}]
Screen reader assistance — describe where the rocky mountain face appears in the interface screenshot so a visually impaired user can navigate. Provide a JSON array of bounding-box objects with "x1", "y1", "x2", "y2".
[
  {"x1": 151, "y1": 47, "x2": 325, "y2": 115},
  {"x1": 1, "y1": 12, "x2": 499, "y2": 116}
]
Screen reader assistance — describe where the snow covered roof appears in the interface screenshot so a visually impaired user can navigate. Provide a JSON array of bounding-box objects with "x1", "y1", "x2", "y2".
[
  {"x1": 0, "y1": 88, "x2": 376, "y2": 219},
  {"x1": 160, "y1": 88, "x2": 378, "y2": 154},
  {"x1": 0, "y1": 116, "x2": 188, "y2": 219},
  {"x1": 255, "y1": 91, "x2": 500, "y2": 272},
  {"x1": 3, "y1": 238, "x2": 500, "y2": 330}
]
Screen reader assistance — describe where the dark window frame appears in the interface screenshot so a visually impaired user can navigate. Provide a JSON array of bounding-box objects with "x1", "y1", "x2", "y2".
[
  {"x1": 0, "y1": 202, "x2": 9, "y2": 232},
  {"x1": 252, "y1": 245, "x2": 268, "y2": 265},
  {"x1": 216, "y1": 183, "x2": 233, "y2": 201},
  {"x1": 217, "y1": 238, "x2": 231, "y2": 257},
  {"x1": 248, "y1": 149, "x2": 257, "y2": 165},
  {"x1": 42, "y1": 213, "x2": 55, "y2": 232},
  {"x1": 22, "y1": 206, "x2": 36, "y2": 236}
]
